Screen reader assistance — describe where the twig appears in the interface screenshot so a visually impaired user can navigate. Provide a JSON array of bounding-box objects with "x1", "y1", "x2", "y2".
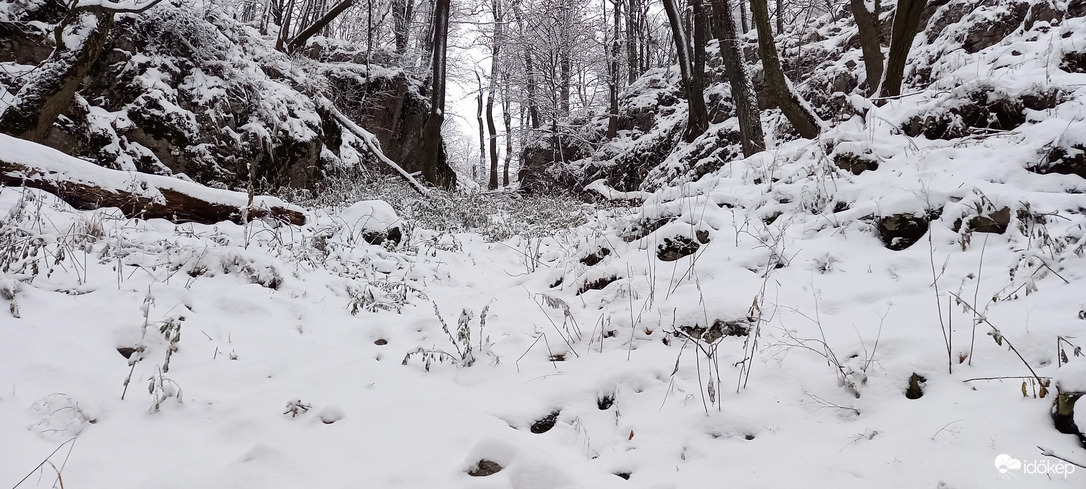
[
  {"x1": 931, "y1": 419, "x2": 964, "y2": 440},
  {"x1": 963, "y1": 376, "x2": 1052, "y2": 382},
  {"x1": 11, "y1": 437, "x2": 77, "y2": 489},
  {"x1": 951, "y1": 292, "x2": 1045, "y2": 385},
  {"x1": 1037, "y1": 446, "x2": 1086, "y2": 469},
  {"x1": 968, "y1": 234, "x2": 988, "y2": 366}
]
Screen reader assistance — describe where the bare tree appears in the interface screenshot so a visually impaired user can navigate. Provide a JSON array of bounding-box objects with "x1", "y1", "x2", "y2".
[
  {"x1": 711, "y1": 0, "x2": 764, "y2": 155},
  {"x1": 662, "y1": 0, "x2": 709, "y2": 142},
  {"x1": 420, "y1": 0, "x2": 451, "y2": 186},
  {"x1": 881, "y1": 0, "x2": 926, "y2": 98},
  {"x1": 392, "y1": 0, "x2": 415, "y2": 53},
  {"x1": 849, "y1": 0, "x2": 883, "y2": 95},
  {"x1": 284, "y1": 0, "x2": 356, "y2": 52},
  {"x1": 605, "y1": 0, "x2": 621, "y2": 139},
  {"x1": 487, "y1": 0, "x2": 504, "y2": 189},
  {"x1": 749, "y1": 0, "x2": 821, "y2": 138}
]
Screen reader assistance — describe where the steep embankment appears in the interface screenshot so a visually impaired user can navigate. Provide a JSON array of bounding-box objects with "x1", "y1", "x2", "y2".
[
  {"x1": 521, "y1": 0, "x2": 1086, "y2": 195},
  {"x1": 1, "y1": 1, "x2": 1085, "y2": 488},
  {"x1": 0, "y1": 2, "x2": 454, "y2": 191}
]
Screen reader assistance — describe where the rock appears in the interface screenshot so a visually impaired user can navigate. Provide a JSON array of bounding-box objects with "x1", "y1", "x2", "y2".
[
  {"x1": 530, "y1": 410, "x2": 560, "y2": 434},
  {"x1": 577, "y1": 275, "x2": 620, "y2": 295},
  {"x1": 1031, "y1": 145, "x2": 1086, "y2": 179},
  {"x1": 877, "y1": 213, "x2": 931, "y2": 250},
  {"x1": 657, "y1": 236, "x2": 700, "y2": 261},
  {"x1": 337, "y1": 201, "x2": 403, "y2": 247},
  {"x1": 580, "y1": 248, "x2": 611, "y2": 266},
  {"x1": 903, "y1": 87, "x2": 1025, "y2": 140},
  {"x1": 1070, "y1": 0, "x2": 1086, "y2": 18},
  {"x1": 468, "y1": 459, "x2": 503, "y2": 477},
  {"x1": 597, "y1": 393, "x2": 615, "y2": 410},
  {"x1": 906, "y1": 373, "x2": 926, "y2": 399},
  {"x1": 833, "y1": 152, "x2": 879, "y2": 175},
  {"x1": 679, "y1": 319, "x2": 752, "y2": 344},
  {"x1": 966, "y1": 206, "x2": 1011, "y2": 234}
]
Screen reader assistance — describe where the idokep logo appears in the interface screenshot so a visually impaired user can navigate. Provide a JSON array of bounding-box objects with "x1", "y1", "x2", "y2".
[{"x1": 994, "y1": 454, "x2": 1076, "y2": 478}]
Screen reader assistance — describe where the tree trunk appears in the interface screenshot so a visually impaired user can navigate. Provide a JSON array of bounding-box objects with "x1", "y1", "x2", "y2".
[
  {"x1": 502, "y1": 77, "x2": 512, "y2": 187},
  {"x1": 711, "y1": 0, "x2": 764, "y2": 156},
  {"x1": 0, "y1": 134, "x2": 306, "y2": 225},
  {"x1": 849, "y1": 0, "x2": 884, "y2": 95},
  {"x1": 626, "y1": 0, "x2": 639, "y2": 84},
  {"x1": 606, "y1": 0, "x2": 620, "y2": 139},
  {"x1": 392, "y1": 0, "x2": 414, "y2": 54},
  {"x1": 487, "y1": 0, "x2": 503, "y2": 189},
  {"x1": 775, "y1": 0, "x2": 783, "y2": 34},
  {"x1": 740, "y1": 0, "x2": 749, "y2": 33},
  {"x1": 749, "y1": 0, "x2": 821, "y2": 138},
  {"x1": 511, "y1": 0, "x2": 541, "y2": 129},
  {"x1": 476, "y1": 71, "x2": 486, "y2": 183},
  {"x1": 0, "y1": 9, "x2": 113, "y2": 142},
  {"x1": 663, "y1": 0, "x2": 709, "y2": 142},
  {"x1": 880, "y1": 0, "x2": 927, "y2": 98},
  {"x1": 276, "y1": 0, "x2": 297, "y2": 51},
  {"x1": 286, "y1": 0, "x2": 354, "y2": 52},
  {"x1": 420, "y1": 0, "x2": 450, "y2": 186}
]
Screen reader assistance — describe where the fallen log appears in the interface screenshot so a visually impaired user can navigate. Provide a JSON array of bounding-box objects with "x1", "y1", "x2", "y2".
[{"x1": 0, "y1": 133, "x2": 306, "y2": 225}]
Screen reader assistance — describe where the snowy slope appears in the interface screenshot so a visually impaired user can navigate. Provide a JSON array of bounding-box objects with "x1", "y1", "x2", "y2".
[{"x1": 4, "y1": 1, "x2": 1086, "y2": 488}]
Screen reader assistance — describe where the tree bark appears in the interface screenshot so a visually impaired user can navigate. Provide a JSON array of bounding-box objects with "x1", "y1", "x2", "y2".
[
  {"x1": 392, "y1": 0, "x2": 414, "y2": 53},
  {"x1": 606, "y1": 0, "x2": 620, "y2": 139},
  {"x1": 880, "y1": 0, "x2": 927, "y2": 98},
  {"x1": 775, "y1": 0, "x2": 783, "y2": 34},
  {"x1": 711, "y1": 0, "x2": 764, "y2": 156},
  {"x1": 285, "y1": 0, "x2": 354, "y2": 52},
  {"x1": 849, "y1": 0, "x2": 884, "y2": 95},
  {"x1": 749, "y1": 0, "x2": 821, "y2": 138},
  {"x1": 476, "y1": 71, "x2": 486, "y2": 183},
  {"x1": 626, "y1": 0, "x2": 640, "y2": 84},
  {"x1": 502, "y1": 76, "x2": 512, "y2": 187},
  {"x1": 511, "y1": 0, "x2": 540, "y2": 129},
  {"x1": 0, "y1": 137, "x2": 305, "y2": 225},
  {"x1": 276, "y1": 0, "x2": 297, "y2": 51},
  {"x1": 663, "y1": 0, "x2": 709, "y2": 142},
  {"x1": 420, "y1": 0, "x2": 450, "y2": 186},
  {"x1": 487, "y1": 0, "x2": 503, "y2": 189}
]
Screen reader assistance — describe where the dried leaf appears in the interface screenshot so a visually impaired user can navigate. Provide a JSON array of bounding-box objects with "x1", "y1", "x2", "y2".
[
  {"x1": 628, "y1": 430, "x2": 634, "y2": 440},
  {"x1": 1039, "y1": 384, "x2": 1048, "y2": 398},
  {"x1": 1021, "y1": 381, "x2": 1028, "y2": 397}
]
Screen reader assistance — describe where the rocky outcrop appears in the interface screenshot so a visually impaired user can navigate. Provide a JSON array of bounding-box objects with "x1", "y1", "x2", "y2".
[{"x1": 0, "y1": 4, "x2": 453, "y2": 193}]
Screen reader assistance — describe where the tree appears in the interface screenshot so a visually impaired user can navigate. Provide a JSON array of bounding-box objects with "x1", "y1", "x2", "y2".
[
  {"x1": 662, "y1": 0, "x2": 709, "y2": 142},
  {"x1": 881, "y1": 0, "x2": 926, "y2": 98},
  {"x1": 849, "y1": 0, "x2": 883, "y2": 95},
  {"x1": 749, "y1": 0, "x2": 821, "y2": 138},
  {"x1": 711, "y1": 0, "x2": 764, "y2": 156},
  {"x1": 0, "y1": 0, "x2": 164, "y2": 142},
  {"x1": 392, "y1": 0, "x2": 415, "y2": 53},
  {"x1": 487, "y1": 0, "x2": 504, "y2": 189},
  {"x1": 605, "y1": 0, "x2": 621, "y2": 139},
  {"x1": 420, "y1": 0, "x2": 451, "y2": 186},
  {"x1": 284, "y1": 0, "x2": 356, "y2": 53}
]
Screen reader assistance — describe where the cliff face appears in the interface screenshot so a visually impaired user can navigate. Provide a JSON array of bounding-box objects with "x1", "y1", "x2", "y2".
[{"x1": 0, "y1": 2, "x2": 454, "y2": 192}]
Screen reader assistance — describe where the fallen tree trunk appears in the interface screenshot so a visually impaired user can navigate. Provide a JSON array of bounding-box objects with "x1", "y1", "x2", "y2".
[
  {"x1": 0, "y1": 134, "x2": 306, "y2": 225},
  {"x1": 315, "y1": 96, "x2": 432, "y2": 196}
]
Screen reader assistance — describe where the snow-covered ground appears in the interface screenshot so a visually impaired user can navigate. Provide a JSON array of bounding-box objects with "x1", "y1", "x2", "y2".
[
  {"x1": 4, "y1": 1, "x2": 1086, "y2": 487},
  {"x1": 3, "y1": 110, "x2": 1085, "y2": 488}
]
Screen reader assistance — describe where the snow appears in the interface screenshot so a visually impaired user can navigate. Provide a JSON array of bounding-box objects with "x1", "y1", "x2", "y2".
[
  {"x1": 0, "y1": 132, "x2": 302, "y2": 213},
  {"x1": 3, "y1": 0, "x2": 1086, "y2": 487}
]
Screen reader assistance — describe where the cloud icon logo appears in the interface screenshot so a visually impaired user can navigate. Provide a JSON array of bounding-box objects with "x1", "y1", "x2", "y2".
[{"x1": 995, "y1": 454, "x2": 1022, "y2": 473}]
